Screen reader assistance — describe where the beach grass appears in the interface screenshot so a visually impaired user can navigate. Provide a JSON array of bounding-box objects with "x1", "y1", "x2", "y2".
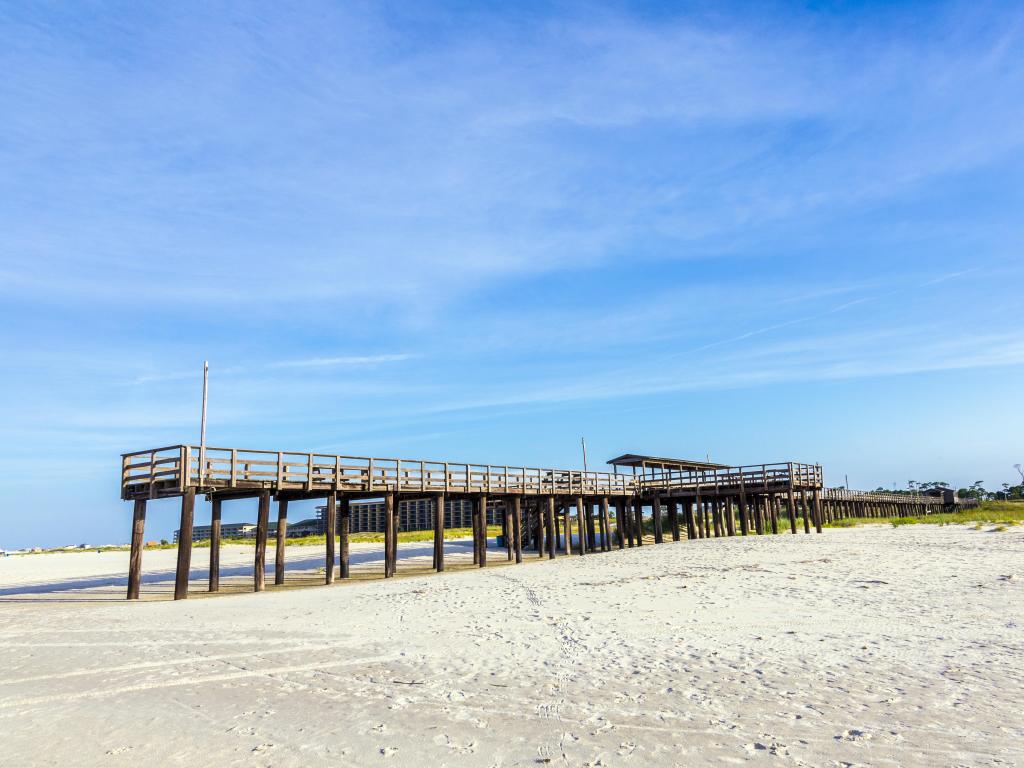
[{"x1": 824, "y1": 500, "x2": 1024, "y2": 529}]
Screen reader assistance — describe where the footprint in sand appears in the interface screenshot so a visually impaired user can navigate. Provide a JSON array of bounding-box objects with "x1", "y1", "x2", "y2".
[{"x1": 835, "y1": 728, "x2": 872, "y2": 742}]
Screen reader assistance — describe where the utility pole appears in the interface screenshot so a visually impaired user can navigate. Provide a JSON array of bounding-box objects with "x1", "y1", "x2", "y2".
[
  {"x1": 581, "y1": 437, "x2": 588, "y2": 473},
  {"x1": 199, "y1": 361, "x2": 209, "y2": 485}
]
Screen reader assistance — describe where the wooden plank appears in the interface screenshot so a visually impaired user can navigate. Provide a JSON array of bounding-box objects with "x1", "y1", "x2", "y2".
[
  {"x1": 254, "y1": 491, "x2": 270, "y2": 592},
  {"x1": 127, "y1": 499, "x2": 146, "y2": 600},
  {"x1": 174, "y1": 489, "x2": 195, "y2": 600}
]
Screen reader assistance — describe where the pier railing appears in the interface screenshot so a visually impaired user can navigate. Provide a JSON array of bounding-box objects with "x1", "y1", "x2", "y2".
[
  {"x1": 823, "y1": 488, "x2": 980, "y2": 508},
  {"x1": 121, "y1": 445, "x2": 635, "y2": 499},
  {"x1": 636, "y1": 462, "x2": 822, "y2": 495},
  {"x1": 122, "y1": 446, "x2": 823, "y2": 500}
]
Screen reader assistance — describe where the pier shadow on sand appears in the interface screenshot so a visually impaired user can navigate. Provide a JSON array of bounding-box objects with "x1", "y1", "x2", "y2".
[{"x1": 0, "y1": 538, "x2": 504, "y2": 602}]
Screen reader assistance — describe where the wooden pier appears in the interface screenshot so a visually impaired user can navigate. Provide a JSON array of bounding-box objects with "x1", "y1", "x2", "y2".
[{"x1": 120, "y1": 445, "x2": 976, "y2": 600}]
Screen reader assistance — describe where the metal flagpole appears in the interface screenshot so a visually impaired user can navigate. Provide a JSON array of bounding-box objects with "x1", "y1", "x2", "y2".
[{"x1": 199, "y1": 361, "x2": 209, "y2": 485}]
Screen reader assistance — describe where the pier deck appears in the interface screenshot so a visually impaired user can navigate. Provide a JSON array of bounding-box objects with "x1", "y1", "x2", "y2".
[{"x1": 118, "y1": 444, "x2": 975, "y2": 601}]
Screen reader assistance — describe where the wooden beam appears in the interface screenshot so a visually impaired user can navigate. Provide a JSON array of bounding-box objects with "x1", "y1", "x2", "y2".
[
  {"x1": 127, "y1": 498, "x2": 146, "y2": 600},
  {"x1": 174, "y1": 489, "x2": 195, "y2": 600},
  {"x1": 254, "y1": 490, "x2": 269, "y2": 592},
  {"x1": 275, "y1": 498, "x2": 288, "y2": 586},
  {"x1": 209, "y1": 497, "x2": 221, "y2": 592}
]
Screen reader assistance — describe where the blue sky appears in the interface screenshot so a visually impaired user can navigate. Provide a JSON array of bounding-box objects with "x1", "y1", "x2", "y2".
[{"x1": 2, "y1": 1, "x2": 1023, "y2": 547}]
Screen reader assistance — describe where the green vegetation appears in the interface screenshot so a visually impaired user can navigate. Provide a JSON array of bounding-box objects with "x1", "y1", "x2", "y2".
[
  {"x1": 151, "y1": 524, "x2": 506, "y2": 550},
  {"x1": 825, "y1": 500, "x2": 1024, "y2": 530}
]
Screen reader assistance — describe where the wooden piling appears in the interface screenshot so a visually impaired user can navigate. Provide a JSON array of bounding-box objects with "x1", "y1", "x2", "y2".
[
  {"x1": 540, "y1": 499, "x2": 548, "y2": 561},
  {"x1": 209, "y1": 497, "x2": 221, "y2": 592},
  {"x1": 787, "y1": 486, "x2": 798, "y2": 534},
  {"x1": 127, "y1": 498, "x2": 146, "y2": 600},
  {"x1": 801, "y1": 489, "x2": 811, "y2": 534},
  {"x1": 273, "y1": 499, "x2": 288, "y2": 586},
  {"x1": 436, "y1": 492, "x2": 447, "y2": 571},
  {"x1": 503, "y1": 502, "x2": 513, "y2": 561},
  {"x1": 812, "y1": 489, "x2": 823, "y2": 534},
  {"x1": 737, "y1": 490, "x2": 749, "y2": 536},
  {"x1": 385, "y1": 492, "x2": 396, "y2": 577},
  {"x1": 325, "y1": 493, "x2": 336, "y2": 584},
  {"x1": 546, "y1": 496, "x2": 556, "y2": 559},
  {"x1": 472, "y1": 497, "x2": 481, "y2": 565},
  {"x1": 668, "y1": 500, "x2": 681, "y2": 541},
  {"x1": 478, "y1": 494, "x2": 489, "y2": 567},
  {"x1": 174, "y1": 489, "x2": 195, "y2": 600},
  {"x1": 652, "y1": 496, "x2": 663, "y2": 543},
  {"x1": 576, "y1": 496, "x2": 587, "y2": 555},
  {"x1": 254, "y1": 490, "x2": 269, "y2": 593},
  {"x1": 600, "y1": 496, "x2": 611, "y2": 551},
  {"x1": 561, "y1": 500, "x2": 572, "y2": 554},
  {"x1": 511, "y1": 495, "x2": 523, "y2": 564},
  {"x1": 339, "y1": 496, "x2": 350, "y2": 578},
  {"x1": 633, "y1": 497, "x2": 644, "y2": 546}
]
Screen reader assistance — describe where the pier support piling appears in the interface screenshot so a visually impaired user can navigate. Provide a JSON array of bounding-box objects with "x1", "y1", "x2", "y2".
[
  {"x1": 174, "y1": 489, "x2": 196, "y2": 600},
  {"x1": 127, "y1": 498, "x2": 146, "y2": 600}
]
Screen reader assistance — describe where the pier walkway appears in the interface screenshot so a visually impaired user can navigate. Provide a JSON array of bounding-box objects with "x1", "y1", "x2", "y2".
[{"x1": 119, "y1": 444, "x2": 975, "y2": 600}]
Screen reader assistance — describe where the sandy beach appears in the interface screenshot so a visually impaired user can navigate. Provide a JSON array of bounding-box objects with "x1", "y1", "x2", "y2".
[{"x1": 1, "y1": 525, "x2": 1021, "y2": 767}]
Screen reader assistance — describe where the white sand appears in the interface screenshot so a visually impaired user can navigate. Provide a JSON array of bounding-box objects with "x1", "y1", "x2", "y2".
[{"x1": 1, "y1": 525, "x2": 1021, "y2": 767}]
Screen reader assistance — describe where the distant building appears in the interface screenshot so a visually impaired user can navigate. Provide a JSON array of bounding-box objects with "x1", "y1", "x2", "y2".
[
  {"x1": 285, "y1": 518, "x2": 324, "y2": 538},
  {"x1": 315, "y1": 497, "x2": 501, "y2": 533},
  {"x1": 173, "y1": 523, "x2": 257, "y2": 543},
  {"x1": 174, "y1": 497, "x2": 505, "y2": 541}
]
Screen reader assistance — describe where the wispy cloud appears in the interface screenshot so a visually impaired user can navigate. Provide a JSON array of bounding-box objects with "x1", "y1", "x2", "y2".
[{"x1": 269, "y1": 354, "x2": 414, "y2": 369}]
